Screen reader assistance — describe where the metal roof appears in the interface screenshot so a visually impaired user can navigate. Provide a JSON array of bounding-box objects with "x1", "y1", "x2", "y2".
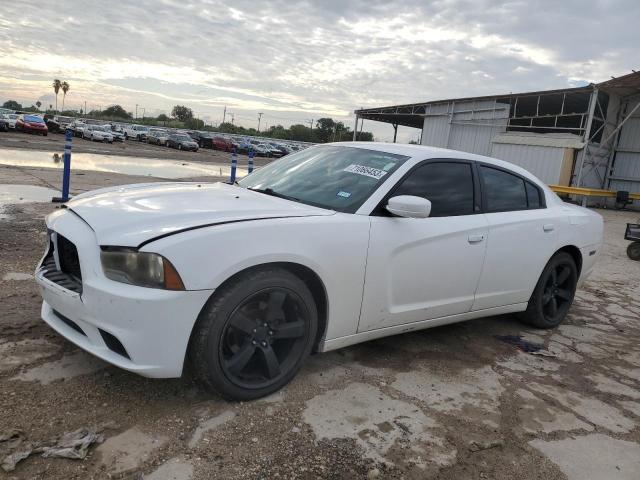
[{"x1": 355, "y1": 71, "x2": 640, "y2": 129}]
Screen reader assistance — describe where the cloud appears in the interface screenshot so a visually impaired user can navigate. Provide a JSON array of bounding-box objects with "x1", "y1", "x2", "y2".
[{"x1": 0, "y1": 0, "x2": 637, "y2": 141}]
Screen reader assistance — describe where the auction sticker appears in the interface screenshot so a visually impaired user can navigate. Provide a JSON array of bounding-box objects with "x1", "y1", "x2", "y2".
[{"x1": 343, "y1": 164, "x2": 388, "y2": 180}]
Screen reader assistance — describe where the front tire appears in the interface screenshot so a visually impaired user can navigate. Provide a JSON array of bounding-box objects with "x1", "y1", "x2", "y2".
[
  {"x1": 521, "y1": 252, "x2": 577, "y2": 328},
  {"x1": 189, "y1": 267, "x2": 317, "y2": 400},
  {"x1": 628, "y1": 241, "x2": 640, "y2": 261}
]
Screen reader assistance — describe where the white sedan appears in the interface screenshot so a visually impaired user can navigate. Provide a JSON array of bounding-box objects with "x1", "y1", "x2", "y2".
[
  {"x1": 83, "y1": 125, "x2": 113, "y2": 143},
  {"x1": 36, "y1": 143, "x2": 603, "y2": 400}
]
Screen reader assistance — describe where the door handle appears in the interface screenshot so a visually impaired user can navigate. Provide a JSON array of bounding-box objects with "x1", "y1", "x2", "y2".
[
  {"x1": 543, "y1": 224, "x2": 555, "y2": 232},
  {"x1": 468, "y1": 234, "x2": 485, "y2": 243}
]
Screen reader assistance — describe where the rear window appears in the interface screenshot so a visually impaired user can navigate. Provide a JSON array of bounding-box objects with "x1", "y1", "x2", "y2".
[{"x1": 480, "y1": 166, "x2": 528, "y2": 212}]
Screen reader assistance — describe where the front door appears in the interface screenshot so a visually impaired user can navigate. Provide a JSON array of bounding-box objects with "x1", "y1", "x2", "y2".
[{"x1": 358, "y1": 161, "x2": 488, "y2": 332}]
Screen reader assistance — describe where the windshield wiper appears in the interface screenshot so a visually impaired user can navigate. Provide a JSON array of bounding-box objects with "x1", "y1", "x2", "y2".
[{"x1": 247, "y1": 187, "x2": 300, "y2": 202}]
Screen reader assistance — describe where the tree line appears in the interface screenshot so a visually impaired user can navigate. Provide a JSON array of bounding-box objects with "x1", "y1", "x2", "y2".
[{"x1": 0, "y1": 100, "x2": 375, "y2": 142}]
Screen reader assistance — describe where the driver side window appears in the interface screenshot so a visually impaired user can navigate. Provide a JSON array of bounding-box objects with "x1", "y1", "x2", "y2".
[{"x1": 392, "y1": 162, "x2": 475, "y2": 217}]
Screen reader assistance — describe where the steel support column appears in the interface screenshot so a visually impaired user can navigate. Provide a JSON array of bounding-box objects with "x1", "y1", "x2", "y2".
[
  {"x1": 575, "y1": 88, "x2": 598, "y2": 187},
  {"x1": 392, "y1": 124, "x2": 398, "y2": 143}
]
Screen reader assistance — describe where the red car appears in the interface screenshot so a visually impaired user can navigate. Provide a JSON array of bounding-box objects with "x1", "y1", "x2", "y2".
[
  {"x1": 16, "y1": 114, "x2": 48, "y2": 136},
  {"x1": 212, "y1": 136, "x2": 233, "y2": 151}
]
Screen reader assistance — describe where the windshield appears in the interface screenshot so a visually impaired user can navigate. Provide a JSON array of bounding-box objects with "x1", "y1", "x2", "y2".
[
  {"x1": 238, "y1": 145, "x2": 409, "y2": 213},
  {"x1": 25, "y1": 115, "x2": 43, "y2": 123},
  {"x1": 175, "y1": 135, "x2": 191, "y2": 141}
]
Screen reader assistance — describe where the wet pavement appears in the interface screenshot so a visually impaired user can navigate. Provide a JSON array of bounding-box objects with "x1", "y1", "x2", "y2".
[{"x1": 0, "y1": 148, "x2": 249, "y2": 179}]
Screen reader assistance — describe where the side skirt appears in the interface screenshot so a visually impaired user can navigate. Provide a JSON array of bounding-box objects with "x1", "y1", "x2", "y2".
[{"x1": 319, "y1": 303, "x2": 528, "y2": 352}]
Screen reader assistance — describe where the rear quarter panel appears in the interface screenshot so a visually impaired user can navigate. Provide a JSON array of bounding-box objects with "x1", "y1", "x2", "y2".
[
  {"x1": 144, "y1": 214, "x2": 371, "y2": 340},
  {"x1": 555, "y1": 204, "x2": 604, "y2": 284}
]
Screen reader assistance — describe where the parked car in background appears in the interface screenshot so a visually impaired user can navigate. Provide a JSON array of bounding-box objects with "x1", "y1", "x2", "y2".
[
  {"x1": 69, "y1": 121, "x2": 86, "y2": 138},
  {"x1": 167, "y1": 133, "x2": 199, "y2": 151},
  {"x1": 109, "y1": 127, "x2": 125, "y2": 142},
  {"x1": 0, "y1": 117, "x2": 8, "y2": 132},
  {"x1": 54, "y1": 115, "x2": 74, "y2": 129},
  {"x1": 44, "y1": 116, "x2": 62, "y2": 134},
  {"x1": 16, "y1": 114, "x2": 48, "y2": 135},
  {"x1": 123, "y1": 124, "x2": 149, "y2": 141},
  {"x1": 83, "y1": 125, "x2": 113, "y2": 143},
  {"x1": 147, "y1": 128, "x2": 169, "y2": 145},
  {"x1": 252, "y1": 143, "x2": 282, "y2": 158},
  {"x1": 2, "y1": 113, "x2": 18, "y2": 129},
  {"x1": 270, "y1": 143, "x2": 291, "y2": 156},
  {"x1": 211, "y1": 136, "x2": 233, "y2": 151},
  {"x1": 193, "y1": 132, "x2": 216, "y2": 149}
]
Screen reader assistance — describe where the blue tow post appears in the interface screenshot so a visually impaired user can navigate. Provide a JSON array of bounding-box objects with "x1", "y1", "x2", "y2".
[
  {"x1": 229, "y1": 147, "x2": 238, "y2": 184},
  {"x1": 52, "y1": 129, "x2": 73, "y2": 203},
  {"x1": 248, "y1": 148, "x2": 254, "y2": 174}
]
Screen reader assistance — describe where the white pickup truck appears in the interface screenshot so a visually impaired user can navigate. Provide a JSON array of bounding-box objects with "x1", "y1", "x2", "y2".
[{"x1": 123, "y1": 124, "x2": 149, "y2": 141}]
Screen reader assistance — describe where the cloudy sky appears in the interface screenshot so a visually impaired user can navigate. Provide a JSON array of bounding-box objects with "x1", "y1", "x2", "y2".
[{"x1": 0, "y1": 0, "x2": 638, "y2": 141}]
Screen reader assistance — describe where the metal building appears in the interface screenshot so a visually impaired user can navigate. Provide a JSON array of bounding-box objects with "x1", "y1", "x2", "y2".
[{"x1": 353, "y1": 71, "x2": 640, "y2": 196}]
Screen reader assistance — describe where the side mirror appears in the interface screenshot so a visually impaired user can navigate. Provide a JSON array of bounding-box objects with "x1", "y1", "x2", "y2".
[{"x1": 386, "y1": 195, "x2": 432, "y2": 218}]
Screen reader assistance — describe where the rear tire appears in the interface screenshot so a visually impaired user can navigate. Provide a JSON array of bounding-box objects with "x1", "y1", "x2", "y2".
[
  {"x1": 520, "y1": 252, "x2": 577, "y2": 329},
  {"x1": 189, "y1": 267, "x2": 317, "y2": 401},
  {"x1": 628, "y1": 241, "x2": 640, "y2": 261}
]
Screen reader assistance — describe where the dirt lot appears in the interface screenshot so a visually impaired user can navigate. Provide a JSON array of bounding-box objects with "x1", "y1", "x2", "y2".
[{"x1": 0, "y1": 148, "x2": 639, "y2": 479}]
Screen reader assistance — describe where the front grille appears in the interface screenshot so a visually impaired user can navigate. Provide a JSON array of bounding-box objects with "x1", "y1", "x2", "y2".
[{"x1": 39, "y1": 234, "x2": 83, "y2": 294}]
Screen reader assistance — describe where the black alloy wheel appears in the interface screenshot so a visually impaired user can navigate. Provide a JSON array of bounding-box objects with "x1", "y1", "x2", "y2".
[
  {"x1": 189, "y1": 267, "x2": 317, "y2": 400},
  {"x1": 540, "y1": 263, "x2": 573, "y2": 321},
  {"x1": 220, "y1": 288, "x2": 310, "y2": 389},
  {"x1": 521, "y1": 252, "x2": 577, "y2": 328}
]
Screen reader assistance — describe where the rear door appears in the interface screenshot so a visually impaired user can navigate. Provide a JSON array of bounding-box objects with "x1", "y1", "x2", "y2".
[
  {"x1": 472, "y1": 164, "x2": 558, "y2": 310},
  {"x1": 359, "y1": 160, "x2": 489, "y2": 332}
]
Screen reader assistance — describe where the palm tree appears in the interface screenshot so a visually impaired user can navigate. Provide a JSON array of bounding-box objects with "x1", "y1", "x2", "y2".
[
  {"x1": 36, "y1": 100, "x2": 42, "y2": 111},
  {"x1": 52, "y1": 79, "x2": 61, "y2": 112},
  {"x1": 61, "y1": 81, "x2": 70, "y2": 112}
]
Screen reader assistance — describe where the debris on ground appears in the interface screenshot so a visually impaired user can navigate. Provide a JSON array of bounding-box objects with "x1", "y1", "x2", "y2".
[
  {"x1": 40, "y1": 428, "x2": 104, "y2": 460},
  {"x1": 495, "y1": 335, "x2": 545, "y2": 353},
  {"x1": 1, "y1": 448, "x2": 33, "y2": 472},
  {"x1": 0, "y1": 427, "x2": 105, "y2": 472},
  {"x1": 468, "y1": 439, "x2": 504, "y2": 452}
]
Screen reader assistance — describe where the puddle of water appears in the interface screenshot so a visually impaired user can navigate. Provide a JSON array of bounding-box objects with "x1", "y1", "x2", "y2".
[
  {"x1": 0, "y1": 184, "x2": 60, "y2": 219},
  {"x1": 0, "y1": 148, "x2": 248, "y2": 179}
]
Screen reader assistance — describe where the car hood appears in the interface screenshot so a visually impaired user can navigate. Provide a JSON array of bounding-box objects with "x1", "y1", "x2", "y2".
[{"x1": 66, "y1": 182, "x2": 333, "y2": 247}]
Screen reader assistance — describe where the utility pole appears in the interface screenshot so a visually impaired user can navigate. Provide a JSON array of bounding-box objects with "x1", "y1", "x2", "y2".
[
  {"x1": 141, "y1": 107, "x2": 145, "y2": 119},
  {"x1": 222, "y1": 106, "x2": 226, "y2": 124},
  {"x1": 135, "y1": 104, "x2": 138, "y2": 120},
  {"x1": 308, "y1": 119, "x2": 314, "y2": 141},
  {"x1": 230, "y1": 113, "x2": 235, "y2": 125},
  {"x1": 257, "y1": 112, "x2": 263, "y2": 133},
  {"x1": 84, "y1": 101, "x2": 87, "y2": 118}
]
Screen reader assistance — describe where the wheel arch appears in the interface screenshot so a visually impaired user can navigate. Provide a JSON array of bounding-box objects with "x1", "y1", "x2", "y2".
[
  {"x1": 555, "y1": 244, "x2": 583, "y2": 276},
  {"x1": 188, "y1": 261, "x2": 329, "y2": 357}
]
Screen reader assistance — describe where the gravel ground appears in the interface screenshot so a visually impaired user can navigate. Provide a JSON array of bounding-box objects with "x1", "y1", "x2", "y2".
[{"x1": 0, "y1": 148, "x2": 639, "y2": 479}]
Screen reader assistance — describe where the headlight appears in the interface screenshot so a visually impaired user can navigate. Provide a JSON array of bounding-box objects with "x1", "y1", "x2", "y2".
[{"x1": 100, "y1": 249, "x2": 185, "y2": 290}]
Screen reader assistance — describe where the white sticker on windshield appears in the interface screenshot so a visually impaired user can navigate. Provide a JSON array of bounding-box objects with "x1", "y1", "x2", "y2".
[{"x1": 343, "y1": 164, "x2": 388, "y2": 180}]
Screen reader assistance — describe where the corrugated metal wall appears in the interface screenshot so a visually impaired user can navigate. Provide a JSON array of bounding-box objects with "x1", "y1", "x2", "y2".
[
  {"x1": 490, "y1": 143, "x2": 566, "y2": 184},
  {"x1": 609, "y1": 97, "x2": 640, "y2": 193},
  {"x1": 421, "y1": 99, "x2": 509, "y2": 156}
]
